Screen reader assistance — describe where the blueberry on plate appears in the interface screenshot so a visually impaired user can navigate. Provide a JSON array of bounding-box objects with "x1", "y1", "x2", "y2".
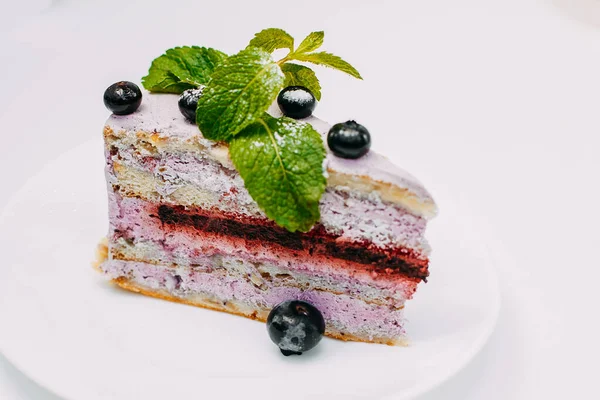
[
  {"x1": 267, "y1": 300, "x2": 325, "y2": 356},
  {"x1": 277, "y1": 86, "x2": 316, "y2": 119},
  {"x1": 103, "y1": 81, "x2": 142, "y2": 115},
  {"x1": 178, "y1": 87, "x2": 205, "y2": 122},
  {"x1": 327, "y1": 120, "x2": 371, "y2": 159}
]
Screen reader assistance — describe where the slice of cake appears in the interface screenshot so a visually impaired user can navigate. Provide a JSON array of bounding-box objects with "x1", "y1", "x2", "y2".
[
  {"x1": 97, "y1": 93, "x2": 436, "y2": 345},
  {"x1": 95, "y1": 29, "x2": 437, "y2": 347}
]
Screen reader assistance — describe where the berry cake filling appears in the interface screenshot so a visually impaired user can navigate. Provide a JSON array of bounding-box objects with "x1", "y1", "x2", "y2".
[{"x1": 108, "y1": 195, "x2": 429, "y2": 281}]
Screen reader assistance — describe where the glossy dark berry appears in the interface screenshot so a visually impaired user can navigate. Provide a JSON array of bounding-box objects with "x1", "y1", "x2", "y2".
[
  {"x1": 178, "y1": 87, "x2": 205, "y2": 122},
  {"x1": 103, "y1": 81, "x2": 142, "y2": 115},
  {"x1": 327, "y1": 120, "x2": 371, "y2": 159},
  {"x1": 267, "y1": 300, "x2": 325, "y2": 356},
  {"x1": 277, "y1": 86, "x2": 316, "y2": 119}
]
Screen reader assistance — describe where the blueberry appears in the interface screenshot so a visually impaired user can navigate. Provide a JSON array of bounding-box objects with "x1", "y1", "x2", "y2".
[
  {"x1": 277, "y1": 86, "x2": 316, "y2": 119},
  {"x1": 103, "y1": 81, "x2": 142, "y2": 115},
  {"x1": 267, "y1": 300, "x2": 325, "y2": 356},
  {"x1": 327, "y1": 120, "x2": 371, "y2": 159},
  {"x1": 178, "y1": 87, "x2": 205, "y2": 122}
]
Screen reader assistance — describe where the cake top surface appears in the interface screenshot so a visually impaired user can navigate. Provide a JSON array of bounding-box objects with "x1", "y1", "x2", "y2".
[{"x1": 106, "y1": 91, "x2": 437, "y2": 218}]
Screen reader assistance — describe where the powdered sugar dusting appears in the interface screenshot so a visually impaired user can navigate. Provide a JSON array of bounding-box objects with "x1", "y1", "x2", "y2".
[
  {"x1": 280, "y1": 87, "x2": 314, "y2": 104},
  {"x1": 180, "y1": 86, "x2": 205, "y2": 103}
]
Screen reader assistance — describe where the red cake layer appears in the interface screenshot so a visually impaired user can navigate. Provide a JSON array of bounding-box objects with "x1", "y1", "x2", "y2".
[{"x1": 151, "y1": 204, "x2": 429, "y2": 281}]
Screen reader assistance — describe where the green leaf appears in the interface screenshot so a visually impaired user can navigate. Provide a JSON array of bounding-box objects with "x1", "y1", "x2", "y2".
[
  {"x1": 142, "y1": 46, "x2": 227, "y2": 93},
  {"x1": 291, "y1": 51, "x2": 362, "y2": 79},
  {"x1": 229, "y1": 114, "x2": 327, "y2": 232},
  {"x1": 247, "y1": 28, "x2": 294, "y2": 53},
  {"x1": 281, "y1": 63, "x2": 322, "y2": 101},
  {"x1": 294, "y1": 31, "x2": 324, "y2": 54},
  {"x1": 196, "y1": 48, "x2": 284, "y2": 141}
]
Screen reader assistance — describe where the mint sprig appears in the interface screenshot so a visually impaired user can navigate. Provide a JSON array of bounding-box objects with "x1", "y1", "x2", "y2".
[
  {"x1": 230, "y1": 114, "x2": 326, "y2": 232},
  {"x1": 247, "y1": 28, "x2": 294, "y2": 53},
  {"x1": 289, "y1": 51, "x2": 362, "y2": 80},
  {"x1": 252, "y1": 30, "x2": 363, "y2": 81},
  {"x1": 195, "y1": 47, "x2": 283, "y2": 142},
  {"x1": 142, "y1": 28, "x2": 362, "y2": 232},
  {"x1": 142, "y1": 47, "x2": 227, "y2": 93}
]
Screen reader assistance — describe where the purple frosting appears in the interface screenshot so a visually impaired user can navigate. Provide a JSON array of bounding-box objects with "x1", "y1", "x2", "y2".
[{"x1": 106, "y1": 92, "x2": 437, "y2": 212}]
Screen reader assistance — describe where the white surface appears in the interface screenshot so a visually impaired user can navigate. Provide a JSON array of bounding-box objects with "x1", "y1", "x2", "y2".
[
  {"x1": 0, "y1": 0, "x2": 598, "y2": 399},
  {"x1": 0, "y1": 140, "x2": 499, "y2": 400}
]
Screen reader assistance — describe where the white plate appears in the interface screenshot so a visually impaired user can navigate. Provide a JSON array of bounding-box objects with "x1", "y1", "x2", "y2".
[{"x1": 0, "y1": 139, "x2": 500, "y2": 400}]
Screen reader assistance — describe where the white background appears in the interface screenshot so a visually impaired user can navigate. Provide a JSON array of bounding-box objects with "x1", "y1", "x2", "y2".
[{"x1": 0, "y1": 0, "x2": 598, "y2": 399}]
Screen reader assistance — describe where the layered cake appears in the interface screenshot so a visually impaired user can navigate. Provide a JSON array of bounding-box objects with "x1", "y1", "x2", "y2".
[{"x1": 95, "y1": 29, "x2": 437, "y2": 347}]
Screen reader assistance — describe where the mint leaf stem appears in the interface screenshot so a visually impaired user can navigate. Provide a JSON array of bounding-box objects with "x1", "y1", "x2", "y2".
[{"x1": 277, "y1": 56, "x2": 292, "y2": 65}]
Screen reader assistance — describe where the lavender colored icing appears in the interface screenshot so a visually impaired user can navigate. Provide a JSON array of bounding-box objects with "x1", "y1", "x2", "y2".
[{"x1": 106, "y1": 91, "x2": 436, "y2": 206}]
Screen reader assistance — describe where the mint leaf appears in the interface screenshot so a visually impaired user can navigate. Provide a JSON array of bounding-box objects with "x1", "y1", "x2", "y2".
[
  {"x1": 229, "y1": 114, "x2": 326, "y2": 232},
  {"x1": 247, "y1": 28, "x2": 294, "y2": 53},
  {"x1": 291, "y1": 51, "x2": 362, "y2": 79},
  {"x1": 142, "y1": 46, "x2": 227, "y2": 93},
  {"x1": 196, "y1": 48, "x2": 284, "y2": 141},
  {"x1": 281, "y1": 63, "x2": 322, "y2": 101},
  {"x1": 293, "y1": 31, "x2": 324, "y2": 54}
]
